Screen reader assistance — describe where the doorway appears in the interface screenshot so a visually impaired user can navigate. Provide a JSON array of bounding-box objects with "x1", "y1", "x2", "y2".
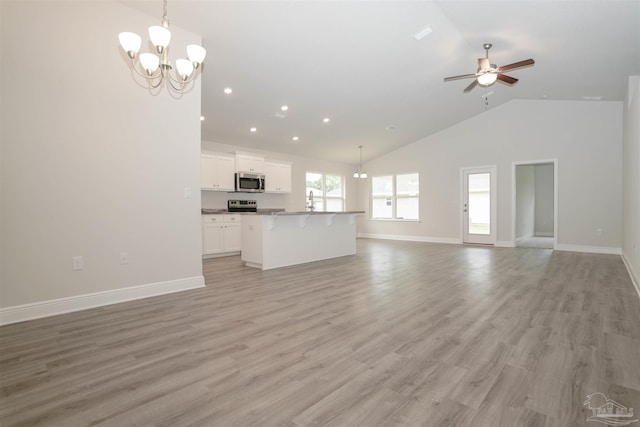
[
  {"x1": 462, "y1": 166, "x2": 496, "y2": 245},
  {"x1": 512, "y1": 160, "x2": 557, "y2": 249}
]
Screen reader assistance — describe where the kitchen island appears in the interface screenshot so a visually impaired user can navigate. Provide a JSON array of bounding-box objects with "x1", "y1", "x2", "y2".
[{"x1": 241, "y1": 211, "x2": 364, "y2": 270}]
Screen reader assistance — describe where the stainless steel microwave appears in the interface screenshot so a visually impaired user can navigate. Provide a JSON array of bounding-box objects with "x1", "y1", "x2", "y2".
[{"x1": 235, "y1": 172, "x2": 265, "y2": 193}]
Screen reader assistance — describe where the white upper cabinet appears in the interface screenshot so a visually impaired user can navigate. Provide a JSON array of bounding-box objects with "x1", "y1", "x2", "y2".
[
  {"x1": 264, "y1": 161, "x2": 292, "y2": 193},
  {"x1": 236, "y1": 153, "x2": 264, "y2": 173},
  {"x1": 201, "y1": 154, "x2": 235, "y2": 191}
]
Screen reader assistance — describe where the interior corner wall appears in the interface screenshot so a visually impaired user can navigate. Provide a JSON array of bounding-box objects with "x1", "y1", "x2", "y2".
[
  {"x1": 515, "y1": 165, "x2": 535, "y2": 240},
  {"x1": 534, "y1": 164, "x2": 554, "y2": 236},
  {"x1": 622, "y1": 76, "x2": 640, "y2": 287},
  {"x1": 1, "y1": 2, "x2": 203, "y2": 311},
  {"x1": 358, "y1": 99, "x2": 622, "y2": 250}
]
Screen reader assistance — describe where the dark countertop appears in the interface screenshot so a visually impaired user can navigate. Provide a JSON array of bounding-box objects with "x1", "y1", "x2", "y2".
[
  {"x1": 201, "y1": 209, "x2": 364, "y2": 215},
  {"x1": 254, "y1": 210, "x2": 365, "y2": 216},
  {"x1": 201, "y1": 208, "x2": 286, "y2": 214}
]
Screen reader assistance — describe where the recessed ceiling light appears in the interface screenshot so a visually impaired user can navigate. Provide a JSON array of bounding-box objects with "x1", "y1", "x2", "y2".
[
  {"x1": 223, "y1": 87, "x2": 233, "y2": 94},
  {"x1": 413, "y1": 25, "x2": 432, "y2": 41},
  {"x1": 281, "y1": 105, "x2": 289, "y2": 111},
  {"x1": 292, "y1": 136, "x2": 299, "y2": 141},
  {"x1": 542, "y1": 94, "x2": 549, "y2": 99},
  {"x1": 250, "y1": 127, "x2": 257, "y2": 133},
  {"x1": 385, "y1": 125, "x2": 397, "y2": 131},
  {"x1": 200, "y1": 116, "x2": 205, "y2": 121},
  {"x1": 582, "y1": 95, "x2": 604, "y2": 101},
  {"x1": 323, "y1": 117, "x2": 330, "y2": 123}
]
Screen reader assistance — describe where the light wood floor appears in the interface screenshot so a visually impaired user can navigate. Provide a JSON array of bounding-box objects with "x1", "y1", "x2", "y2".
[
  {"x1": 516, "y1": 236, "x2": 555, "y2": 249},
  {"x1": 1, "y1": 239, "x2": 639, "y2": 427}
]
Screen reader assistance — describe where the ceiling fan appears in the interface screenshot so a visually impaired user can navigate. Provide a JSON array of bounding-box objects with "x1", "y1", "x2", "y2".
[{"x1": 444, "y1": 43, "x2": 535, "y2": 93}]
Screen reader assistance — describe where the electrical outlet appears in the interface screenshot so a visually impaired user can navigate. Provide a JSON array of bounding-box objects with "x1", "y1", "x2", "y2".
[
  {"x1": 184, "y1": 187, "x2": 191, "y2": 199},
  {"x1": 120, "y1": 252, "x2": 129, "y2": 265},
  {"x1": 72, "y1": 256, "x2": 84, "y2": 271}
]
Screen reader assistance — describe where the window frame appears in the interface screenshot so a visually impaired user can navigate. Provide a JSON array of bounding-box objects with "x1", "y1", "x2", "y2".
[
  {"x1": 305, "y1": 171, "x2": 346, "y2": 212},
  {"x1": 371, "y1": 173, "x2": 419, "y2": 221}
]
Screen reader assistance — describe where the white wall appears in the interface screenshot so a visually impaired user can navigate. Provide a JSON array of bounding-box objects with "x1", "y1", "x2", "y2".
[
  {"x1": 622, "y1": 76, "x2": 640, "y2": 289},
  {"x1": 201, "y1": 140, "x2": 358, "y2": 212},
  {"x1": 1, "y1": 2, "x2": 203, "y2": 319},
  {"x1": 358, "y1": 99, "x2": 623, "y2": 251},
  {"x1": 534, "y1": 164, "x2": 554, "y2": 236},
  {"x1": 515, "y1": 165, "x2": 535, "y2": 239}
]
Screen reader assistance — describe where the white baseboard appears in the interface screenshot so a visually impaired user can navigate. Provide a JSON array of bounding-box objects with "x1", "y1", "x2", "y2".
[
  {"x1": 0, "y1": 276, "x2": 205, "y2": 326},
  {"x1": 515, "y1": 234, "x2": 533, "y2": 243},
  {"x1": 357, "y1": 233, "x2": 461, "y2": 245},
  {"x1": 621, "y1": 251, "x2": 640, "y2": 299},
  {"x1": 203, "y1": 251, "x2": 240, "y2": 259},
  {"x1": 535, "y1": 232, "x2": 555, "y2": 237},
  {"x1": 555, "y1": 244, "x2": 621, "y2": 255},
  {"x1": 496, "y1": 240, "x2": 516, "y2": 248}
]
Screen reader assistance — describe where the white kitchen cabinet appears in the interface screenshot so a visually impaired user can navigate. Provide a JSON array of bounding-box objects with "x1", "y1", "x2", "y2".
[
  {"x1": 264, "y1": 161, "x2": 292, "y2": 193},
  {"x1": 202, "y1": 214, "x2": 242, "y2": 256},
  {"x1": 236, "y1": 153, "x2": 264, "y2": 173},
  {"x1": 201, "y1": 154, "x2": 235, "y2": 191}
]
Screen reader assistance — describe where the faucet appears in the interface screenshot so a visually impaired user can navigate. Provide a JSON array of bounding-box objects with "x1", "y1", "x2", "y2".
[{"x1": 308, "y1": 191, "x2": 315, "y2": 211}]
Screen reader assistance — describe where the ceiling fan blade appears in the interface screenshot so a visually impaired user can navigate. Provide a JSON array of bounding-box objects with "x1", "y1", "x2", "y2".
[
  {"x1": 444, "y1": 73, "x2": 477, "y2": 82},
  {"x1": 478, "y1": 58, "x2": 490, "y2": 70},
  {"x1": 497, "y1": 74, "x2": 518, "y2": 85},
  {"x1": 463, "y1": 80, "x2": 478, "y2": 93},
  {"x1": 498, "y1": 58, "x2": 535, "y2": 72}
]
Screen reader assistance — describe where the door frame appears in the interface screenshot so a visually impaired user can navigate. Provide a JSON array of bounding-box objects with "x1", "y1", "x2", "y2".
[
  {"x1": 461, "y1": 165, "x2": 497, "y2": 245},
  {"x1": 511, "y1": 159, "x2": 558, "y2": 249}
]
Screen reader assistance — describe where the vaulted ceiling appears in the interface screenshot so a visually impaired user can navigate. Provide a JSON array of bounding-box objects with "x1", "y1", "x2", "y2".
[{"x1": 121, "y1": 1, "x2": 640, "y2": 164}]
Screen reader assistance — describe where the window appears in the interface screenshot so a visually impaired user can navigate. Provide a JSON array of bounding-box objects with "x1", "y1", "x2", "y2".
[
  {"x1": 371, "y1": 173, "x2": 419, "y2": 220},
  {"x1": 305, "y1": 172, "x2": 345, "y2": 211}
]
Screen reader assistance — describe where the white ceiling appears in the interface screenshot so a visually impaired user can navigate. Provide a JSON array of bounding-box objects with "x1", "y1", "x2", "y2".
[{"x1": 121, "y1": 0, "x2": 640, "y2": 165}]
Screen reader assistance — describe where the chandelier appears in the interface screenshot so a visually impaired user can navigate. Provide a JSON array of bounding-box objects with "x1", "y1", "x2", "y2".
[
  {"x1": 118, "y1": 0, "x2": 206, "y2": 97},
  {"x1": 353, "y1": 145, "x2": 368, "y2": 179}
]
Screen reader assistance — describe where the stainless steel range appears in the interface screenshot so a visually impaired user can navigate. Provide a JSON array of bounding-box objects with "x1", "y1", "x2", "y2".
[{"x1": 227, "y1": 199, "x2": 257, "y2": 212}]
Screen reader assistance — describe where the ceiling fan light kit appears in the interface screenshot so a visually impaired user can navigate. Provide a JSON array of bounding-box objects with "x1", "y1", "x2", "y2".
[
  {"x1": 477, "y1": 72, "x2": 498, "y2": 86},
  {"x1": 118, "y1": 0, "x2": 206, "y2": 97},
  {"x1": 444, "y1": 43, "x2": 534, "y2": 93}
]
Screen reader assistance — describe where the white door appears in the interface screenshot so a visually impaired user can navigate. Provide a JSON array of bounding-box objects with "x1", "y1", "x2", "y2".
[{"x1": 462, "y1": 167, "x2": 496, "y2": 244}]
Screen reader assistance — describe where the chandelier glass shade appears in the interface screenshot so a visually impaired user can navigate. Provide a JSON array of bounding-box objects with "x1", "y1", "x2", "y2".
[
  {"x1": 353, "y1": 145, "x2": 368, "y2": 179},
  {"x1": 118, "y1": 0, "x2": 206, "y2": 96}
]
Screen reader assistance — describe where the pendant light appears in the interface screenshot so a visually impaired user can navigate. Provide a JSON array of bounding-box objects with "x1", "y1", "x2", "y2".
[{"x1": 353, "y1": 145, "x2": 368, "y2": 179}]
